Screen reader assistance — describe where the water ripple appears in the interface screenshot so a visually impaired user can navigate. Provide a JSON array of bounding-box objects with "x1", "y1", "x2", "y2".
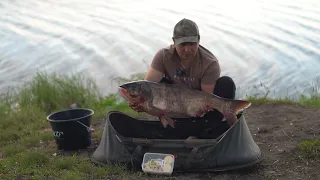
[{"x1": 0, "y1": 0, "x2": 319, "y2": 98}]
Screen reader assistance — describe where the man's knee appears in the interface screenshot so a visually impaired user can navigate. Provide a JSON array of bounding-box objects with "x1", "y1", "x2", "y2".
[
  {"x1": 217, "y1": 76, "x2": 235, "y2": 86},
  {"x1": 214, "y1": 76, "x2": 236, "y2": 99}
]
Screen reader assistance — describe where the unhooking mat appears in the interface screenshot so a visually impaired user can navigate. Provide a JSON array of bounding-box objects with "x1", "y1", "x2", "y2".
[{"x1": 91, "y1": 111, "x2": 263, "y2": 172}]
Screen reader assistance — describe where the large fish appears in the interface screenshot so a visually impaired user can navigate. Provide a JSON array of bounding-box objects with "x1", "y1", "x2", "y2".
[{"x1": 118, "y1": 80, "x2": 251, "y2": 128}]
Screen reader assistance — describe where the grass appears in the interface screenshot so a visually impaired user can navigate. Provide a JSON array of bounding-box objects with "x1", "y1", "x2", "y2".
[
  {"x1": 0, "y1": 72, "x2": 139, "y2": 179},
  {"x1": 297, "y1": 139, "x2": 320, "y2": 159},
  {"x1": 242, "y1": 81, "x2": 320, "y2": 108},
  {"x1": 0, "y1": 71, "x2": 319, "y2": 179},
  {"x1": 246, "y1": 94, "x2": 320, "y2": 108}
]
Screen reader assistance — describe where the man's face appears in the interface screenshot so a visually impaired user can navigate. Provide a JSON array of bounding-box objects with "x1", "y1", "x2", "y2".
[{"x1": 175, "y1": 42, "x2": 199, "y2": 61}]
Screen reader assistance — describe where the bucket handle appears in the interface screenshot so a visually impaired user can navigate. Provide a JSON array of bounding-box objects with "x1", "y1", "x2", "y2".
[{"x1": 77, "y1": 121, "x2": 95, "y2": 132}]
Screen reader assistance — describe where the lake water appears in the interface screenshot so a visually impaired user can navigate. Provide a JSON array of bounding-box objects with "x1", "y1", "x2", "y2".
[{"x1": 0, "y1": 0, "x2": 319, "y2": 99}]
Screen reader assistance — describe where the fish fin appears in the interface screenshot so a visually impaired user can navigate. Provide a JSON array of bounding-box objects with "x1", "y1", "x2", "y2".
[
  {"x1": 144, "y1": 105, "x2": 175, "y2": 128},
  {"x1": 157, "y1": 115, "x2": 169, "y2": 128},
  {"x1": 164, "y1": 116, "x2": 175, "y2": 128},
  {"x1": 159, "y1": 116, "x2": 169, "y2": 128},
  {"x1": 159, "y1": 116, "x2": 175, "y2": 128}
]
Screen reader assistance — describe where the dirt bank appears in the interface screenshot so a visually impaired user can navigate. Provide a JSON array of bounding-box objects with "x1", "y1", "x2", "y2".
[{"x1": 89, "y1": 103, "x2": 320, "y2": 180}]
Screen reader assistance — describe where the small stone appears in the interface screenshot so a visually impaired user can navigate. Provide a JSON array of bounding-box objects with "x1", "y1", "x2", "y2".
[
  {"x1": 278, "y1": 149, "x2": 284, "y2": 152},
  {"x1": 70, "y1": 103, "x2": 77, "y2": 109}
]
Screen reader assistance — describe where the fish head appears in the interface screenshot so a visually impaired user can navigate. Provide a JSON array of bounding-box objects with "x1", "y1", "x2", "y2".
[{"x1": 118, "y1": 81, "x2": 151, "y2": 103}]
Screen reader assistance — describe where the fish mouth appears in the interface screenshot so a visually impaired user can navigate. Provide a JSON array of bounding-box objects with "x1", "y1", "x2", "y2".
[
  {"x1": 118, "y1": 87, "x2": 140, "y2": 102},
  {"x1": 118, "y1": 87, "x2": 129, "y2": 100},
  {"x1": 119, "y1": 87, "x2": 127, "y2": 95}
]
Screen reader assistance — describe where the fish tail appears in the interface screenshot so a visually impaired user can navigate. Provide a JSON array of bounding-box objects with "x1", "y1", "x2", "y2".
[
  {"x1": 229, "y1": 99, "x2": 251, "y2": 115},
  {"x1": 223, "y1": 99, "x2": 251, "y2": 126}
]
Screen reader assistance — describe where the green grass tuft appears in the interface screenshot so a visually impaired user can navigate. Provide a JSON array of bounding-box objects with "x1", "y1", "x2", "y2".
[
  {"x1": 0, "y1": 71, "x2": 137, "y2": 179},
  {"x1": 297, "y1": 139, "x2": 320, "y2": 159},
  {"x1": 246, "y1": 94, "x2": 320, "y2": 108},
  {"x1": 243, "y1": 82, "x2": 320, "y2": 108},
  {"x1": 14, "y1": 71, "x2": 103, "y2": 114}
]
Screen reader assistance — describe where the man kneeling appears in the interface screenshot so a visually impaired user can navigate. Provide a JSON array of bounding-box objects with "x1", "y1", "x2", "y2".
[{"x1": 129, "y1": 18, "x2": 237, "y2": 130}]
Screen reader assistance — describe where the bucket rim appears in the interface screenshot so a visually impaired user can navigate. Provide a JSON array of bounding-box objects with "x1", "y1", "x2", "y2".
[{"x1": 46, "y1": 108, "x2": 94, "y2": 122}]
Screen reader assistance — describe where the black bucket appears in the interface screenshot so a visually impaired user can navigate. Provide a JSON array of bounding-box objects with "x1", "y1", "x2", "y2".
[{"x1": 46, "y1": 108, "x2": 94, "y2": 150}]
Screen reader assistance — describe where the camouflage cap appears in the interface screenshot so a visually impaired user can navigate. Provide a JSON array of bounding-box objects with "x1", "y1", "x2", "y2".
[{"x1": 173, "y1": 18, "x2": 200, "y2": 45}]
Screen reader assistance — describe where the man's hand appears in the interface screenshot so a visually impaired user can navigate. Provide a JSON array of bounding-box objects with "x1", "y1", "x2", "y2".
[{"x1": 129, "y1": 102, "x2": 143, "y2": 112}]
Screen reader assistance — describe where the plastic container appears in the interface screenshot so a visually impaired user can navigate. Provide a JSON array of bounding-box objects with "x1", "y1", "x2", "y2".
[
  {"x1": 141, "y1": 153, "x2": 175, "y2": 175},
  {"x1": 46, "y1": 108, "x2": 94, "y2": 150}
]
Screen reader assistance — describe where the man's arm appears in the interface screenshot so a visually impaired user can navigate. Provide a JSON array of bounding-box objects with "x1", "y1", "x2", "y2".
[
  {"x1": 130, "y1": 49, "x2": 165, "y2": 111},
  {"x1": 144, "y1": 49, "x2": 165, "y2": 82},
  {"x1": 200, "y1": 61, "x2": 221, "y2": 94},
  {"x1": 144, "y1": 67, "x2": 164, "y2": 82}
]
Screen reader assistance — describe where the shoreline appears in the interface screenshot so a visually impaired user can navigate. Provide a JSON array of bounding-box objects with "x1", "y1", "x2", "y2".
[{"x1": 0, "y1": 72, "x2": 319, "y2": 179}]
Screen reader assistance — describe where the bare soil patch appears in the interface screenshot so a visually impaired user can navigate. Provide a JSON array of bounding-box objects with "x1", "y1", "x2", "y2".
[
  {"x1": 225, "y1": 103, "x2": 320, "y2": 180},
  {"x1": 59, "y1": 103, "x2": 320, "y2": 180},
  {"x1": 141, "y1": 103, "x2": 320, "y2": 180}
]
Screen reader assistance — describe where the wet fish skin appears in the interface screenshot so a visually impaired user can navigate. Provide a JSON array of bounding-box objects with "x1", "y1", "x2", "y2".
[{"x1": 118, "y1": 80, "x2": 251, "y2": 128}]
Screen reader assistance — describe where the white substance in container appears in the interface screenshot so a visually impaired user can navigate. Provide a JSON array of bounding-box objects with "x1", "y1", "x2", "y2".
[{"x1": 141, "y1": 153, "x2": 175, "y2": 175}]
